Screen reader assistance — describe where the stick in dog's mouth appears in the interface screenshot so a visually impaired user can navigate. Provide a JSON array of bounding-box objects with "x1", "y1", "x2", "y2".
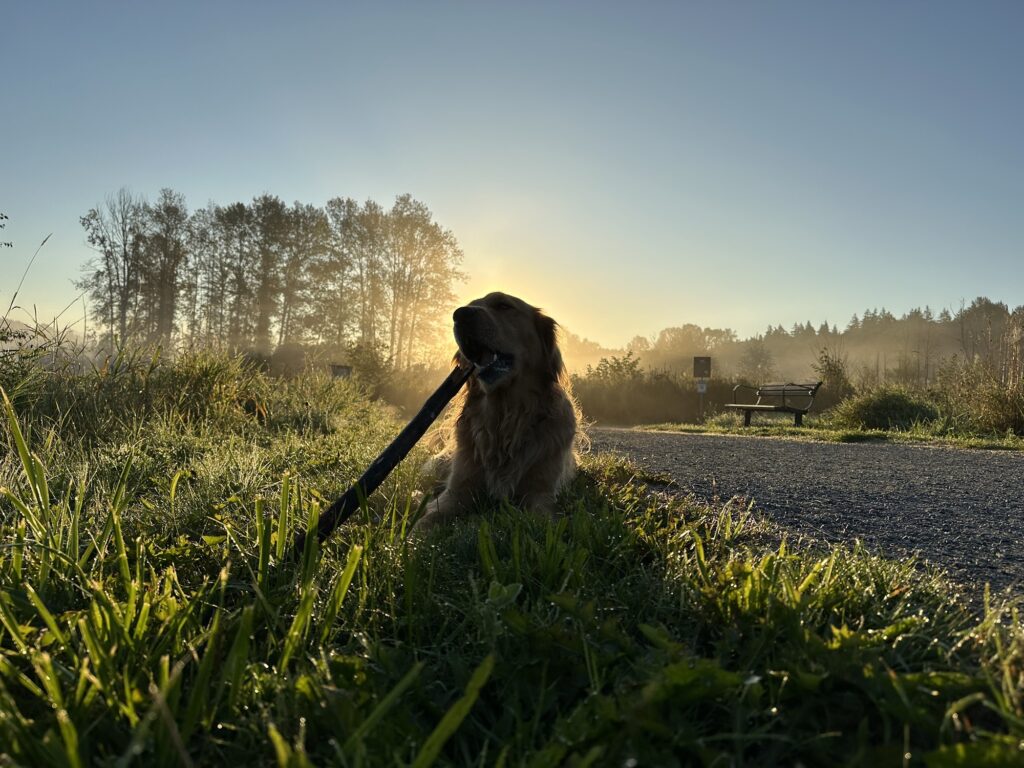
[
  {"x1": 454, "y1": 329, "x2": 515, "y2": 386},
  {"x1": 475, "y1": 351, "x2": 514, "y2": 386}
]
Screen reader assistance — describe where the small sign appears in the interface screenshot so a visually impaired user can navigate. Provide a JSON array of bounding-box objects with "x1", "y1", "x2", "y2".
[
  {"x1": 696, "y1": 379, "x2": 707, "y2": 394},
  {"x1": 693, "y1": 356, "x2": 711, "y2": 378},
  {"x1": 329, "y1": 363, "x2": 353, "y2": 379}
]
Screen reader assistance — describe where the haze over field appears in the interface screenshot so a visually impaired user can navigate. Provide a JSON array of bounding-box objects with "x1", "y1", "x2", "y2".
[{"x1": 4, "y1": 2, "x2": 1023, "y2": 347}]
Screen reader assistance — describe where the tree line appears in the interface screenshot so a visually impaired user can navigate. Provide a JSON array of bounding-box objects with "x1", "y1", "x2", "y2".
[
  {"x1": 563, "y1": 297, "x2": 1024, "y2": 390},
  {"x1": 77, "y1": 189, "x2": 464, "y2": 368}
]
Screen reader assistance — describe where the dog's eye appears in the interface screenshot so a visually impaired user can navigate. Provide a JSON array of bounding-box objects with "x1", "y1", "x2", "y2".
[{"x1": 494, "y1": 302, "x2": 514, "y2": 311}]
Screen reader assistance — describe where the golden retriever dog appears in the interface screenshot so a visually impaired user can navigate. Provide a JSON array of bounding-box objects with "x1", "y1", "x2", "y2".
[{"x1": 413, "y1": 292, "x2": 580, "y2": 532}]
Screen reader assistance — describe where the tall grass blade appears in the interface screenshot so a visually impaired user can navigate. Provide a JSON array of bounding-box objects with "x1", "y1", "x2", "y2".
[
  {"x1": 182, "y1": 568, "x2": 228, "y2": 740},
  {"x1": 221, "y1": 604, "x2": 255, "y2": 710},
  {"x1": 411, "y1": 654, "x2": 495, "y2": 768},
  {"x1": 256, "y1": 498, "x2": 271, "y2": 592},
  {"x1": 319, "y1": 544, "x2": 363, "y2": 643},
  {"x1": 25, "y1": 584, "x2": 68, "y2": 646},
  {"x1": 342, "y1": 661, "x2": 424, "y2": 753},
  {"x1": 276, "y1": 473, "x2": 291, "y2": 562}
]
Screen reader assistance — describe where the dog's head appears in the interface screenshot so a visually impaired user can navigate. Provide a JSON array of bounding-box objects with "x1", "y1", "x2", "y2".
[{"x1": 453, "y1": 292, "x2": 565, "y2": 392}]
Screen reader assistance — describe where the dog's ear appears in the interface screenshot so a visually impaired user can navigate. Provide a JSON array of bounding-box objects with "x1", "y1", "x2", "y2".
[{"x1": 534, "y1": 311, "x2": 565, "y2": 384}]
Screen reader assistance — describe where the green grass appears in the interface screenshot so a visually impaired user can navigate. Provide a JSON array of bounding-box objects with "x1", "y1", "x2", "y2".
[
  {"x1": 641, "y1": 412, "x2": 1024, "y2": 451},
  {"x1": 2, "y1": 353, "x2": 1024, "y2": 765}
]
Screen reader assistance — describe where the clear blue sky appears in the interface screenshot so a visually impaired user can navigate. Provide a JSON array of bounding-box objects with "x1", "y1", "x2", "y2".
[{"x1": 3, "y1": 1, "x2": 1022, "y2": 345}]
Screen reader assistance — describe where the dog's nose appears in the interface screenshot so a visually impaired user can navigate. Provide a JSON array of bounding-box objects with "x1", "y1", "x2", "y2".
[{"x1": 453, "y1": 306, "x2": 477, "y2": 324}]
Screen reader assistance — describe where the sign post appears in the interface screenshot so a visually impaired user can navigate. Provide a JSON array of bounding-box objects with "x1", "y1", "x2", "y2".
[{"x1": 693, "y1": 356, "x2": 711, "y2": 422}]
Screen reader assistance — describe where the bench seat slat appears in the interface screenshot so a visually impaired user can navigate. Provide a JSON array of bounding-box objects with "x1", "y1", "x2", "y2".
[{"x1": 723, "y1": 403, "x2": 809, "y2": 413}]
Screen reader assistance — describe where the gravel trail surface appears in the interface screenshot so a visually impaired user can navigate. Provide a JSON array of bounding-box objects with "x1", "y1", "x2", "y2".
[{"x1": 590, "y1": 428, "x2": 1024, "y2": 594}]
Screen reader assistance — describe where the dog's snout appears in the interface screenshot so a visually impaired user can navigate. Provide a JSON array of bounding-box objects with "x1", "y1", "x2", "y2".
[{"x1": 453, "y1": 306, "x2": 478, "y2": 324}]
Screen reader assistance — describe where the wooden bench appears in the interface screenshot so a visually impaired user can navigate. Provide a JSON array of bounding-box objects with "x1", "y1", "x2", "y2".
[{"x1": 724, "y1": 382, "x2": 823, "y2": 426}]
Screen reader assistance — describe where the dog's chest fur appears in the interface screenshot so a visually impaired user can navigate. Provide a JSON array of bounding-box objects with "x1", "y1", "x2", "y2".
[{"x1": 457, "y1": 385, "x2": 575, "y2": 496}]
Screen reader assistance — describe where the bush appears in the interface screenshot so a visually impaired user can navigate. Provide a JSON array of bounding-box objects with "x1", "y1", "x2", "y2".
[
  {"x1": 571, "y1": 355, "x2": 735, "y2": 425},
  {"x1": 379, "y1": 363, "x2": 452, "y2": 416},
  {"x1": 935, "y1": 358, "x2": 1024, "y2": 436},
  {"x1": 811, "y1": 347, "x2": 855, "y2": 411},
  {"x1": 830, "y1": 386, "x2": 939, "y2": 431}
]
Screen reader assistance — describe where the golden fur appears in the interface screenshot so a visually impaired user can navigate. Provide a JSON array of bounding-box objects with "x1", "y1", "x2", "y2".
[{"x1": 413, "y1": 292, "x2": 581, "y2": 531}]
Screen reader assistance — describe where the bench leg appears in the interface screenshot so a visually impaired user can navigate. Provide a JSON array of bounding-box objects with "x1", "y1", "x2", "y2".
[
  {"x1": 744, "y1": 410, "x2": 752, "y2": 427},
  {"x1": 794, "y1": 412, "x2": 803, "y2": 427}
]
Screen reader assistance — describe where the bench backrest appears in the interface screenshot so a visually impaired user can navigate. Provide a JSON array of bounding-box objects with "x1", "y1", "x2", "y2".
[
  {"x1": 755, "y1": 382, "x2": 822, "y2": 406},
  {"x1": 756, "y1": 382, "x2": 821, "y2": 396}
]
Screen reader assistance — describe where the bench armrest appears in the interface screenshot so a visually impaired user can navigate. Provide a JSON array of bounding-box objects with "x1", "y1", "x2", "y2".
[
  {"x1": 731, "y1": 383, "x2": 757, "y2": 404},
  {"x1": 801, "y1": 381, "x2": 824, "y2": 408}
]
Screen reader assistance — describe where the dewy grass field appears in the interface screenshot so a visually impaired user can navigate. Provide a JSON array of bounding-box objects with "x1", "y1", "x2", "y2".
[{"x1": 2, "y1": 353, "x2": 1024, "y2": 766}]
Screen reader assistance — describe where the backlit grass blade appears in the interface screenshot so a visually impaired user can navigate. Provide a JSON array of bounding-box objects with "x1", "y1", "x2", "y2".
[
  {"x1": 0, "y1": 595, "x2": 29, "y2": 654},
  {"x1": 182, "y1": 568, "x2": 229, "y2": 740},
  {"x1": 276, "y1": 473, "x2": 292, "y2": 562},
  {"x1": 268, "y1": 722, "x2": 314, "y2": 768},
  {"x1": 32, "y1": 652, "x2": 83, "y2": 768},
  {"x1": 168, "y1": 468, "x2": 189, "y2": 531},
  {"x1": 268, "y1": 723, "x2": 292, "y2": 767},
  {"x1": 319, "y1": 544, "x2": 362, "y2": 644},
  {"x1": 221, "y1": 603, "x2": 255, "y2": 710},
  {"x1": 0, "y1": 489, "x2": 44, "y2": 544},
  {"x1": 297, "y1": 501, "x2": 321, "y2": 588},
  {"x1": 690, "y1": 528, "x2": 710, "y2": 585},
  {"x1": 411, "y1": 654, "x2": 495, "y2": 768},
  {"x1": 477, "y1": 521, "x2": 498, "y2": 581},
  {"x1": 2, "y1": 387, "x2": 44, "y2": 511},
  {"x1": 110, "y1": 456, "x2": 134, "y2": 519},
  {"x1": 280, "y1": 582, "x2": 317, "y2": 671},
  {"x1": 342, "y1": 660, "x2": 423, "y2": 754},
  {"x1": 54, "y1": 708, "x2": 83, "y2": 768},
  {"x1": 25, "y1": 584, "x2": 68, "y2": 646},
  {"x1": 256, "y1": 498, "x2": 271, "y2": 592},
  {"x1": 0, "y1": 654, "x2": 46, "y2": 699}
]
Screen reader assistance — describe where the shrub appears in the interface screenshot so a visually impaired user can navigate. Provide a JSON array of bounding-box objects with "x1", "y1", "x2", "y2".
[
  {"x1": 380, "y1": 363, "x2": 452, "y2": 416},
  {"x1": 811, "y1": 347, "x2": 855, "y2": 411},
  {"x1": 934, "y1": 358, "x2": 1024, "y2": 436},
  {"x1": 571, "y1": 357, "x2": 735, "y2": 425},
  {"x1": 831, "y1": 386, "x2": 939, "y2": 431}
]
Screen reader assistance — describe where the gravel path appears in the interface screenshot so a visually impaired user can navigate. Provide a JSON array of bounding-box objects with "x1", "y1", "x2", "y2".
[{"x1": 590, "y1": 428, "x2": 1024, "y2": 594}]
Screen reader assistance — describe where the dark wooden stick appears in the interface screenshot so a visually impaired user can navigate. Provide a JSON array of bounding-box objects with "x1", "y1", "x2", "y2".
[{"x1": 292, "y1": 362, "x2": 472, "y2": 554}]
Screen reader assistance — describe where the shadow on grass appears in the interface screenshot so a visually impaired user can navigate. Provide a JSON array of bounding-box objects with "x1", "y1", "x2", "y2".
[{"x1": 308, "y1": 456, "x2": 1021, "y2": 766}]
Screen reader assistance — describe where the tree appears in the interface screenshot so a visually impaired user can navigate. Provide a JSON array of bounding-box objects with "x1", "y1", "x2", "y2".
[
  {"x1": 626, "y1": 335, "x2": 651, "y2": 357},
  {"x1": 957, "y1": 297, "x2": 1010, "y2": 367},
  {"x1": 78, "y1": 188, "x2": 147, "y2": 345},
  {"x1": 348, "y1": 199, "x2": 387, "y2": 350},
  {"x1": 139, "y1": 188, "x2": 189, "y2": 344},
  {"x1": 585, "y1": 351, "x2": 643, "y2": 385},
  {"x1": 738, "y1": 337, "x2": 775, "y2": 383},
  {"x1": 74, "y1": 188, "x2": 467, "y2": 364},
  {"x1": 381, "y1": 195, "x2": 464, "y2": 369},
  {"x1": 250, "y1": 195, "x2": 288, "y2": 354},
  {"x1": 317, "y1": 197, "x2": 360, "y2": 347},
  {"x1": 277, "y1": 202, "x2": 330, "y2": 345},
  {"x1": 216, "y1": 201, "x2": 258, "y2": 349},
  {"x1": 182, "y1": 204, "x2": 220, "y2": 344}
]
